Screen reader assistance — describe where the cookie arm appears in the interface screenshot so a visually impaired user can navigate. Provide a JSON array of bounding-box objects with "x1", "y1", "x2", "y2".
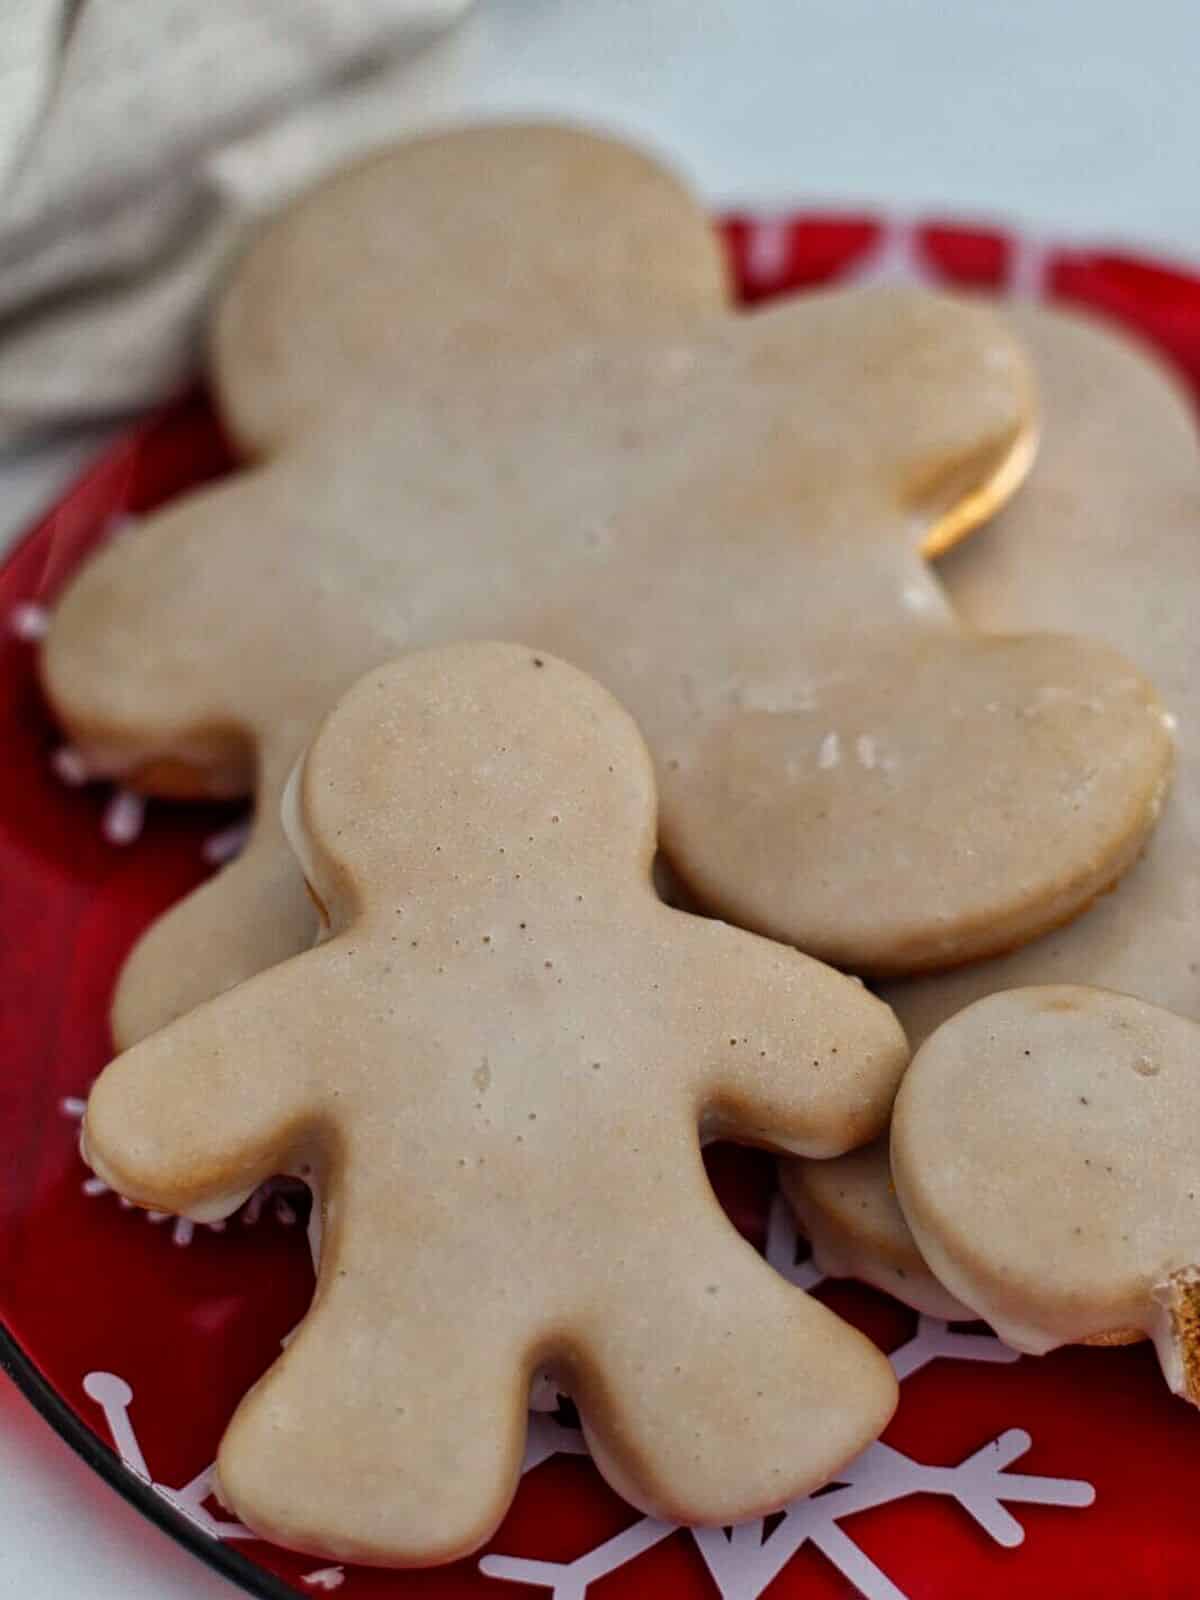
[
  {"x1": 83, "y1": 956, "x2": 327, "y2": 1221},
  {"x1": 676, "y1": 918, "x2": 909, "y2": 1157}
]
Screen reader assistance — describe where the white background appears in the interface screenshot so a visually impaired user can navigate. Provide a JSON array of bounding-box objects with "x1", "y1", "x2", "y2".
[{"x1": 2, "y1": 0, "x2": 1197, "y2": 1593}]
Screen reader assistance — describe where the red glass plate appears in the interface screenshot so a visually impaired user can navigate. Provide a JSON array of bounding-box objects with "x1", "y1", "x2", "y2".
[{"x1": 3, "y1": 216, "x2": 1200, "y2": 1600}]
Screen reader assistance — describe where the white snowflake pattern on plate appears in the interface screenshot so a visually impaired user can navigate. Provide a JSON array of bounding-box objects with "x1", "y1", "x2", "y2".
[{"x1": 480, "y1": 1199, "x2": 1093, "y2": 1600}]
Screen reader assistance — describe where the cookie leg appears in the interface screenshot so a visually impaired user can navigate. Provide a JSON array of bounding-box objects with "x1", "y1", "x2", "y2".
[
  {"x1": 110, "y1": 820, "x2": 316, "y2": 1048},
  {"x1": 570, "y1": 1214, "x2": 896, "y2": 1525},
  {"x1": 216, "y1": 1277, "x2": 532, "y2": 1566}
]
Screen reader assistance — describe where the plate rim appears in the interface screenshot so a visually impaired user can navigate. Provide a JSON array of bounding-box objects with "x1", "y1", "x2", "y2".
[{"x1": 0, "y1": 1321, "x2": 298, "y2": 1600}]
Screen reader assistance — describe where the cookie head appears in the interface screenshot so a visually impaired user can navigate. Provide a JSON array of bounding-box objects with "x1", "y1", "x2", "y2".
[
  {"x1": 84, "y1": 642, "x2": 908, "y2": 1563},
  {"x1": 893, "y1": 986, "x2": 1200, "y2": 1402},
  {"x1": 213, "y1": 121, "x2": 730, "y2": 454},
  {"x1": 284, "y1": 643, "x2": 659, "y2": 931}
]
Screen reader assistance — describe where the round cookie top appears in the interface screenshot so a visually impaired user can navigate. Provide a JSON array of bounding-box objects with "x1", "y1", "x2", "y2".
[{"x1": 892, "y1": 985, "x2": 1200, "y2": 1400}]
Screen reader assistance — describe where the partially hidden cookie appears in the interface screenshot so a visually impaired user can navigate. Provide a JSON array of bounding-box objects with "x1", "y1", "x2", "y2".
[
  {"x1": 44, "y1": 125, "x2": 1173, "y2": 1050},
  {"x1": 779, "y1": 1141, "x2": 970, "y2": 1320},
  {"x1": 892, "y1": 985, "x2": 1200, "y2": 1403},
  {"x1": 780, "y1": 302, "x2": 1198, "y2": 1317},
  {"x1": 82, "y1": 642, "x2": 907, "y2": 1564},
  {"x1": 885, "y1": 301, "x2": 1200, "y2": 1042}
]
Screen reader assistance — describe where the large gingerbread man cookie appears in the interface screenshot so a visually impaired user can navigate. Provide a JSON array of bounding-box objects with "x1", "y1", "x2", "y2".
[
  {"x1": 82, "y1": 642, "x2": 907, "y2": 1565},
  {"x1": 781, "y1": 304, "x2": 1199, "y2": 1316},
  {"x1": 44, "y1": 126, "x2": 1172, "y2": 1048}
]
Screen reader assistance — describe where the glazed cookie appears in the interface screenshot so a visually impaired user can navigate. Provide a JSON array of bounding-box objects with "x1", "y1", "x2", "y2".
[
  {"x1": 44, "y1": 126, "x2": 1173, "y2": 1048},
  {"x1": 781, "y1": 303, "x2": 1198, "y2": 1317},
  {"x1": 83, "y1": 642, "x2": 906, "y2": 1565},
  {"x1": 892, "y1": 986, "x2": 1200, "y2": 1404},
  {"x1": 886, "y1": 302, "x2": 1200, "y2": 1042}
]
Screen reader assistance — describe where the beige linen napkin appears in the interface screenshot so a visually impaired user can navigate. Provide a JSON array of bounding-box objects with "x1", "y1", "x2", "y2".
[{"x1": 0, "y1": 0, "x2": 473, "y2": 445}]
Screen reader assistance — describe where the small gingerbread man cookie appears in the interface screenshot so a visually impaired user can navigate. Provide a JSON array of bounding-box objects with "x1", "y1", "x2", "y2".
[
  {"x1": 45, "y1": 126, "x2": 1172, "y2": 1049},
  {"x1": 892, "y1": 986, "x2": 1200, "y2": 1404},
  {"x1": 82, "y1": 642, "x2": 906, "y2": 1565}
]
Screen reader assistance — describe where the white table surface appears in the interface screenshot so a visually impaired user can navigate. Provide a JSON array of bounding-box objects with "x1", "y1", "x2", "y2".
[{"x1": 3, "y1": 0, "x2": 1198, "y2": 1593}]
